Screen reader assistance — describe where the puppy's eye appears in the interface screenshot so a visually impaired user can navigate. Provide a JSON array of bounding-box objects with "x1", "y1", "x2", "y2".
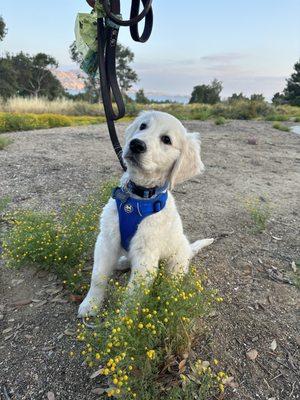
[
  {"x1": 161, "y1": 135, "x2": 172, "y2": 145},
  {"x1": 139, "y1": 123, "x2": 147, "y2": 130}
]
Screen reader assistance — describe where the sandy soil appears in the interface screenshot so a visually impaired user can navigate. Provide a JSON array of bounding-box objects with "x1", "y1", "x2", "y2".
[{"x1": 0, "y1": 120, "x2": 299, "y2": 400}]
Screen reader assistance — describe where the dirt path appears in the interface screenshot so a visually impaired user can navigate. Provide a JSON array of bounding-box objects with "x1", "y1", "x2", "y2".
[{"x1": 0, "y1": 120, "x2": 299, "y2": 400}]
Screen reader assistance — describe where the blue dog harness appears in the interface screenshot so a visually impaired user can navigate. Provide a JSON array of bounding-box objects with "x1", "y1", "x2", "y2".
[{"x1": 112, "y1": 182, "x2": 168, "y2": 251}]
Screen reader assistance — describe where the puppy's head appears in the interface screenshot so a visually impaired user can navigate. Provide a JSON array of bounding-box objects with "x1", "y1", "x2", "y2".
[{"x1": 123, "y1": 111, "x2": 204, "y2": 188}]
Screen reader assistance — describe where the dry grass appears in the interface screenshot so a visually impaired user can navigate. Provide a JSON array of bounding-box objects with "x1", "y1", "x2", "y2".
[
  {"x1": 0, "y1": 97, "x2": 103, "y2": 116},
  {"x1": 0, "y1": 97, "x2": 299, "y2": 122}
]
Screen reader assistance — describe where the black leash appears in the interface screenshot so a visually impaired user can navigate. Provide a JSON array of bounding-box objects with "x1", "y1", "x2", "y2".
[{"x1": 86, "y1": 0, "x2": 153, "y2": 171}]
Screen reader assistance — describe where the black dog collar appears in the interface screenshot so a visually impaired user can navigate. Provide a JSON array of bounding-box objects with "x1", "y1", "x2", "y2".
[{"x1": 127, "y1": 180, "x2": 168, "y2": 199}]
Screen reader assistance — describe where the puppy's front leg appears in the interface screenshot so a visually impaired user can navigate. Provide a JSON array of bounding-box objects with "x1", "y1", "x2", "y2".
[
  {"x1": 78, "y1": 200, "x2": 121, "y2": 317},
  {"x1": 123, "y1": 251, "x2": 159, "y2": 308}
]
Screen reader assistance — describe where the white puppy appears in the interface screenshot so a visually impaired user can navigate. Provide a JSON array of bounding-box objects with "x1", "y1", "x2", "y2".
[{"x1": 78, "y1": 111, "x2": 213, "y2": 317}]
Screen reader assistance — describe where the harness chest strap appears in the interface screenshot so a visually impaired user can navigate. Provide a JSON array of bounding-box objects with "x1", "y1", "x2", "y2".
[{"x1": 112, "y1": 187, "x2": 168, "y2": 251}]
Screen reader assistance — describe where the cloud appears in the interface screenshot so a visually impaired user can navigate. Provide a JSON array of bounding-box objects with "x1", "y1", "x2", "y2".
[
  {"x1": 133, "y1": 60, "x2": 287, "y2": 100},
  {"x1": 200, "y1": 52, "x2": 246, "y2": 63}
]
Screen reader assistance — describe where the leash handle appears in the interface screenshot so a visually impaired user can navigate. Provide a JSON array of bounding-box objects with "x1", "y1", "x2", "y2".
[{"x1": 97, "y1": 19, "x2": 127, "y2": 170}]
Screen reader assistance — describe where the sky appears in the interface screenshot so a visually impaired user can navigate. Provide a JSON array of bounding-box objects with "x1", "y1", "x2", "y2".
[{"x1": 1, "y1": 0, "x2": 300, "y2": 99}]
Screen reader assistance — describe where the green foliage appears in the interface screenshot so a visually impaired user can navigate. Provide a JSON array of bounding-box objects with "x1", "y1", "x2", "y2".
[
  {"x1": 214, "y1": 116, "x2": 226, "y2": 125},
  {"x1": 272, "y1": 92, "x2": 286, "y2": 106},
  {"x1": 265, "y1": 114, "x2": 289, "y2": 121},
  {"x1": 0, "y1": 196, "x2": 11, "y2": 214},
  {"x1": 250, "y1": 93, "x2": 265, "y2": 102},
  {"x1": 135, "y1": 89, "x2": 150, "y2": 104},
  {"x1": 0, "y1": 52, "x2": 65, "y2": 100},
  {"x1": 0, "y1": 136, "x2": 12, "y2": 150},
  {"x1": 227, "y1": 92, "x2": 248, "y2": 103},
  {"x1": 0, "y1": 97, "x2": 298, "y2": 124},
  {"x1": 0, "y1": 112, "x2": 106, "y2": 132},
  {"x1": 77, "y1": 266, "x2": 226, "y2": 399},
  {"x1": 70, "y1": 42, "x2": 138, "y2": 103},
  {"x1": 213, "y1": 99, "x2": 272, "y2": 120},
  {"x1": 116, "y1": 44, "x2": 138, "y2": 93},
  {"x1": 272, "y1": 122, "x2": 290, "y2": 132},
  {"x1": 272, "y1": 59, "x2": 300, "y2": 106},
  {"x1": 0, "y1": 15, "x2": 7, "y2": 41},
  {"x1": 245, "y1": 196, "x2": 271, "y2": 233},
  {"x1": 284, "y1": 59, "x2": 300, "y2": 106},
  {"x1": 2, "y1": 182, "x2": 115, "y2": 293},
  {"x1": 189, "y1": 79, "x2": 223, "y2": 105}
]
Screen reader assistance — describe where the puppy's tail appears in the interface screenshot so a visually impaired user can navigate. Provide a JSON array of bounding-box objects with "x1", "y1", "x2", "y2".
[{"x1": 190, "y1": 238, "x2": 214, "y2": 257}]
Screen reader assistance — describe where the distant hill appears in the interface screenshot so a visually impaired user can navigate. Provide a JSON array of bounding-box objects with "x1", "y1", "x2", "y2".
[
  {"x1": 52, "y1": 68, "x2": 189, "y2": 103},
  {"x1": 51, "y1": 69, "x2": 85, "y2": 93}
]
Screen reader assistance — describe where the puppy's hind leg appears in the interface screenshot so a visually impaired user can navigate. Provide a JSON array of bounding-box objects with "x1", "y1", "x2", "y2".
[{"x1": 190, "y1": 238, "x2": 214, "y2": 258}]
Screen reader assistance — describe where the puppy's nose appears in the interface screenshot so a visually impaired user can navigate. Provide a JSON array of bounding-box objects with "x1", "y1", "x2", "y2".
[{"x1": 130, "y1": 139, "x2": 147, "y2": 154}]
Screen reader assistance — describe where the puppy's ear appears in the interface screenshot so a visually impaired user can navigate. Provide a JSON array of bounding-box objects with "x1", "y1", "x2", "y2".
[{"x1": 169, "y1": 132, "x2": 204, "y2": 189}]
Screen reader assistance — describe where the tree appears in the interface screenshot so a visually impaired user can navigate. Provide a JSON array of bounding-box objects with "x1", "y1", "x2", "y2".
[
  {"x1": 70, "y1": 41, "x2": 138, "y2": 103},
  {"x1": 15, "y1": 52, "x2": 62, "y2": 98},
  {"x1": 189, "y1": 79, "x2": 222, "y2": 104},
  {"x1": 0, "y1": 52, "x2": 65, "y2": 99},
  {"x1": 135, "y1": 89, "x2": 150, "y2": 104},
  {"x1": 272, "y1": 92, "x2": 286, "y2": 106},
  {"x1": 250, "y1": 93, "x2": 265, "y2": 102},
  {"x1": 272, "y1": 60, "x2": 300, "y2": 106},
  {"x1": 116, "y1": 45, "x2": 138, "y2": 93},
  {"x1": 0, "y1": 16, "x2": 7, "y2": 41},
  {"x1": 0, "y1": 58, "x2": 17, "y2": 98},
  {"x1": 283, "y1": 59, "x2": 300, "y2": 106},
  {"x1": 227, "y1": 92, "x2": 248, "y2": 103}
]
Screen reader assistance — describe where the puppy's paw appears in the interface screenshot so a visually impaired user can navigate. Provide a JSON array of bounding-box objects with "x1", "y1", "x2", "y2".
[
  {"x1": 77, "y1": 296, "x2": 100, "y2": 318},
  {"x1": 115, "y1": 256, "x2": 131, "y2": 272}
]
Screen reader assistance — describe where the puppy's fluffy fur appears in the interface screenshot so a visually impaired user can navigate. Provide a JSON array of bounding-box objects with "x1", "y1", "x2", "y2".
[{"x1": 78, "y1": 111, "x2": 213, "y2": 317}]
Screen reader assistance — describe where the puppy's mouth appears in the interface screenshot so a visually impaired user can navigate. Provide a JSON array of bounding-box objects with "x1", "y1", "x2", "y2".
[{"x1": 123, "y1": 151, "x2": 141, "y2": 168}]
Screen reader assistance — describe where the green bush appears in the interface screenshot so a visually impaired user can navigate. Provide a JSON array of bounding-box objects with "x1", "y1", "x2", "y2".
[
  {"x1": 272, "y1": 122, "x2": 290, "y2": 132},
  {"x1": 0, "y1": 196, "x2": 11, "y2": 213},
  {"x1": 0, "y1": 112, "x2": 108, "y2": 133},
  {"x1": 77, "y1": 266, "x2": 227, "y2": 399},
  {"x1": 212, "y1": 100, "x2": 272, "y2": 120},
  {"x1": 214, "y1": 116, "x2": 226, "y2": 125},
  {"x1": 265, "y1": 114, "x2": 289, "y2": 121},
  {"x1": 38, "y1": 113, "x2": 72, "y2": 128},
  {"x1": 0, "y1": 136, "x2": 13, "y2": 150},
  {"x1": 245, "y1": 196, "x2": 271, "y2": 233},
  {"x1": 2, "y1": 182, "x2": 115, "y2": 293}
]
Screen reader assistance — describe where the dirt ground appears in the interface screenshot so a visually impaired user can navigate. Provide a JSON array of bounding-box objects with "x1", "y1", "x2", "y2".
[{"x1": 0, "y1": 120, "x2": 299, "y2": 400}]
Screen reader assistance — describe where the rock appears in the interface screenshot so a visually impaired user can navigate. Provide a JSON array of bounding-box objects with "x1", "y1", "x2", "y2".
[
  {"x1": 47, "y1": 391, "x2": 55, "y2": 400},
  {"x1": 246, "y1": 349, "x2": 258, "y2": 361},
  {"x1": 247, "y1": 137, "x2": 258, "y2": 145}
]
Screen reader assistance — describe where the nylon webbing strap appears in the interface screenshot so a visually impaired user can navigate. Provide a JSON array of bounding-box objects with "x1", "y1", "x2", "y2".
[{"x1": 87, "y1": 0, "x2": 153, "y2": 171}]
